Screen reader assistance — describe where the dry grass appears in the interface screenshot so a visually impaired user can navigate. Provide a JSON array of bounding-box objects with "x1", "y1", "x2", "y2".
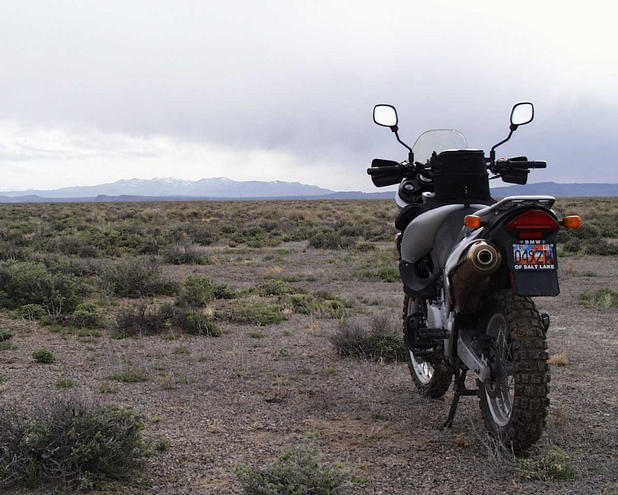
[
  {"x1": 0, "y1": 198, "x2": 615, "y2": 493},
  {"x1": 547, "y1": 351, "x2": 569, "y2": 366}
]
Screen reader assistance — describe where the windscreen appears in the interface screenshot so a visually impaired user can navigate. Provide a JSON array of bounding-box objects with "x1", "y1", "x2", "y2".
[{"x1": 412, "y1": 129, "x2": 468, "y2": 164}]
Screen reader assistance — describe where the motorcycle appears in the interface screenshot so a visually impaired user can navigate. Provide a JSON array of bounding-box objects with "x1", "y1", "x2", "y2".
[{"x1": 368, "y1": 102, "x2": 581, "y2": 452}]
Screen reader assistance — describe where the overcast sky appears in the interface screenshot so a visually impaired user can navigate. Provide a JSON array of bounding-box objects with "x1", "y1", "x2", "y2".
[{"x1": 1, "y1": 0, "x2": 616, "y2": 192}]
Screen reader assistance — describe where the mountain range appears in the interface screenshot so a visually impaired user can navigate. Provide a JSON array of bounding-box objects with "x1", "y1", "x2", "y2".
[{"x1": 0, "y1": 178, "x2": 616, "y2": 202}]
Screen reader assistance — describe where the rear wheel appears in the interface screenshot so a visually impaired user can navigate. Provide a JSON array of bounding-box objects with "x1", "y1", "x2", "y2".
[
  {"x1": 479, "y1": 291, "x2": 549, "y2": 453},
  {"x1": 403, "y1": 295, "x2": 452, "y2": 398}
]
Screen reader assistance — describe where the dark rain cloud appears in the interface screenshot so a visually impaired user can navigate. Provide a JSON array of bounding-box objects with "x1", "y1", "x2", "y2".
[{"x1": 0, "y1": 1, "x2": 616, "y2": 187}]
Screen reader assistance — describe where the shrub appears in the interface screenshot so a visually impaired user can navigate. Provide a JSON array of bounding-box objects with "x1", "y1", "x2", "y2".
[
  {"x1": 308, "y1": 231, "x2": 356, "y2": 250},
  {"x1": 0, "y1": 330, "x2": 13, "y2": 342},
  {"x1": 213, "y1": 283, "x2": 237, "y2": 300},
  {"x1": 330, "y1": 315, "x2": 406, "y2": 362},
  {"x1": 177, "y1": 274, "x2": 235, "y2": 307},
  {"x1": 258, "y1": 279, "x2": 291, "y2": 296},
  {"x1": 71, "y1": 302, "x2": 102, "y2": 328},
  {"x1": 100, "y1": 257, "x2": 177, "y2": 298},
  {"x1": 33, "y1": 348, "x2": 55, "y2": 364},
  {"x1": 98, "y1": 383, "x2": 119, "y2": 394},
  {"x1": 580, "y1": 288, "x2": 618, "y2": 309},
  {"x1": 109, "y1": 364, "x2": 148, "y2": 383},
  {"x1": 0, "y1": 261, "x2": 81, "y2": 313},
  {"x1": 285, "y1": 293, "x2": 352, "y2": 319},
  {"x1": 116, "y1": 303, "x2": 221, "y2": 337},
  {"x1": 584, "y1": 238, "x2": 618, "y2": 255},
  {"x1": 116, "y1": 304, "x2": 169, "y2": 336},
  {"x1": 376, "y1": 266, "x2": 399, "y2": 283},
  {"x1": 55, "y1": 378, "x2": 75, "y2": 389},
  {"x1": 518, "y1": 447, "x2": 576, "y2": 481},
  {"x1": 0, "y1": 398, "x2": 145, "y2": 490},
  {"x1": 237, "y1": 448, "x2": 349, "y2": 495},
  {"x1": 177, "y1": 310, "x2": 222, "y2": 336},
  {"x1": 216, "y1": 302, "x2": 287, "y2": 326},
  {"x1": 163, "y1": 243, "x2": 210, "y2": 265},
  {"x1": 18, "y1": 303, "x2": 46, "y2": 320}
]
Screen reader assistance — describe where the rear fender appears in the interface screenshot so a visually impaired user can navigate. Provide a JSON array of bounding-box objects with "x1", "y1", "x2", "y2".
[{"x1": 486, "y1": 210, "x2": 560, "y2": 297}]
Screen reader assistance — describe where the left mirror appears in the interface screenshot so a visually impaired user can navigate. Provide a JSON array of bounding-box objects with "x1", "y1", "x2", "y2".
[
  {"x1": 511, "y1": 102, "x2": 534, "y2": 126},
  {"x1": 373, "y1": 104, "x2": 398, "y2": 127}
]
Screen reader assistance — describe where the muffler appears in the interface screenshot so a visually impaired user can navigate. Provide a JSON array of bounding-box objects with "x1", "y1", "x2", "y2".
[{"x1": 450, "y1": 241, "x2": 501, "y2": 313}]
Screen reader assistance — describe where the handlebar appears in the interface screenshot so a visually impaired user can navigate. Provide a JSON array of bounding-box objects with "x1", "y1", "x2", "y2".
[
  {"x1": 366, "y1": 164, "x2": 408, "y2": 176},
  {"x1": 508, "y1": 160, "x2": 546, "y2": 169},
  {"x1": 492, "y1": 159, "x2": 547, "y2": 173},
  {"x1": 367, "y1": 160, "x2": 414, "y2": 187}
]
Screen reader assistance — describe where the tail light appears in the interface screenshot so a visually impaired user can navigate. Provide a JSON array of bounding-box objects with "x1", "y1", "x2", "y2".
[{"x1": 504, "y1": 209, "x2": 559, "y2": 239}]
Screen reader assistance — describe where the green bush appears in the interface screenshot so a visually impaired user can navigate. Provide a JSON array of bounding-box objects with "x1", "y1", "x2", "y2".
[
  {"x1": 55, "y1": 378, "x2": 75, "y2": 389},
  {"x1": 0, "y1": 261, "x2": 81, "y2": 313},
  {"x1": 33, "y1": 348, "x2": 55, "y2": 364},
  {"x1": 580, "y1": 288, "x2": 618, "y2": 309},
  {"x1": 330, "y1": 315, "x2": 406, "y2": 362},
  {"x1": 71, "y1": 302, "x2": 102, "y2": 328},
  {"x1": 100, "y1": 257, "x2": 177, "y2": 298},
  {"x1": 116, "y1": 303, "x2": 221, "y2": 337},
  {"x1": 216, "y1": 301, "x2": 287, "y2": 326},
  {"x1": 518, "y1": 447, "x2": 576, "y2": 481},
  {"x1": 308, "y1": 231, "x2": 356, "y2": 250},
  {"x1": 163, "y1": 243, "x2": 210, "y2": 265},
  {"x1": 109, "y1": 364, "x2": 148, "y2": 383},
  {"x1": 18, "y1": 304, "x2": 46, "y2": 320},
  {"x1": 116, "y1": 304, "x2": 169, "y2": 336},
  {"x1": 177, "y1": 274, "x2": 235, "y2": 307},
  {"x1": 285, "y1": 293, "x2": 352, "y2": 319},
  {"x1": 237, "y1": 448, "x2": 349, "y2": 495},
  {"x1": 0, "y1": 330, "x2": 13, "y2": 342},
  {"x1": 376, "y1": 266, "x2": 399, "y2": 283},
  {"x1": 258, "y1": 279, "x2": 291, "y2": 296},
  {"x1": 177, "y1": 310, "x2": 221, "y2": 336},
  {"x1": 0, "y1": 398, "x2": 145, "y2": 490},
  {"x1": 584, "y1": 238, "x2": 618, "y2": 255}
]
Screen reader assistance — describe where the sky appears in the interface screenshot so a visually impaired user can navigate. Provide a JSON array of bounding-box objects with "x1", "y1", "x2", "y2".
[{"x1": 1, "y1": 0, "x2": 617, "y2": 192}]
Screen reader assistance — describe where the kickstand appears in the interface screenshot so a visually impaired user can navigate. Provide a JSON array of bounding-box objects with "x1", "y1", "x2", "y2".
[{"x1": 443, "y1": 368, "x2": 477, "y2": 428}]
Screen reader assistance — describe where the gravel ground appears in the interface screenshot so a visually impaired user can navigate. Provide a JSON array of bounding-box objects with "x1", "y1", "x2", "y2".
[{"x1": 1, "y1": 247, "x2": 616, "y2": 494}]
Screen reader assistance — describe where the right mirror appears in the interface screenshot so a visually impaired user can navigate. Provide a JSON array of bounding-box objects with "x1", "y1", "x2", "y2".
[
  {"x1": 510, "y1": 102, "x2": 534, "y2": 126},
  {"x1": 373, "y1": 104, "x2": 398, "y2": 127}
]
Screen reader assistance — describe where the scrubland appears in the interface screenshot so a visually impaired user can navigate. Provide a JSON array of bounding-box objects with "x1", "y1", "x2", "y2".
[{"x1": 0, "y1": 198, "x2": 616, "y2": 494}]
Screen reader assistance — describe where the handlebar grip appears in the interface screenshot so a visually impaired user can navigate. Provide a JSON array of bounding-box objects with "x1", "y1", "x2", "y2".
[
  {"x1": 507, "y1": 160, "x2": 547, "y2": 169},
  {"x1": 372, "y1": 158, "x2": 401, "y2": 168},
  {"x1": 367, "y1": 165, "x2": 405, "y2": 176}
]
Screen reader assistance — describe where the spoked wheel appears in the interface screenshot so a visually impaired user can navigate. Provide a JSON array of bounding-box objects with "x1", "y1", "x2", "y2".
[
  {"x1": 479, "y1": 290, "x2": 549, "y2": 453},
  {"x1": 403, "y1": 295, "x2": 452, "y2": 398}
]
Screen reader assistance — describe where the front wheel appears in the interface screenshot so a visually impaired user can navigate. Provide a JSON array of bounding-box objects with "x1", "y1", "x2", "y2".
[
  {"x1": 478, "y1": 291, "x2": 549, "y2": 453},
  {"x1": 403, "y1": 295, "x2": 452, "y2": 398}
]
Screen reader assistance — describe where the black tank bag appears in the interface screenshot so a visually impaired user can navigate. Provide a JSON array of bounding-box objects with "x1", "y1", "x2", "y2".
[{"x1": 431, "y1": 150, "x2": 491, "y2": 203}]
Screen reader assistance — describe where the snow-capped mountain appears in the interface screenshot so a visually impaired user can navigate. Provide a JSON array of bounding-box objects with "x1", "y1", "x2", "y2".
[{"x1": 0, "y1": 177, "x2": 334, "y2": 198}]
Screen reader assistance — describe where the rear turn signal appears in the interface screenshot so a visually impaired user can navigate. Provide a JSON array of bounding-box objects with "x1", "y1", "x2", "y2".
[
  {"x1": 562, "y1": 216, "x2": 582, "y2": 229},
  {"x1": 464, "y1": 215, "x2": 482, "y2": 228}
]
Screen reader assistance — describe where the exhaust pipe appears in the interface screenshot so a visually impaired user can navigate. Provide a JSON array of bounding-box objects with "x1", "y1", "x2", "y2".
[{"x1": 450, "y1": 241, "x2": 501, "y2": 313}]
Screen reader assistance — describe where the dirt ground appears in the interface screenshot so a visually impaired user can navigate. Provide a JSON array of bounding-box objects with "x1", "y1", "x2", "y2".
[{"x1": 1, "y1": 242, "x2": 616, "y2": 494}]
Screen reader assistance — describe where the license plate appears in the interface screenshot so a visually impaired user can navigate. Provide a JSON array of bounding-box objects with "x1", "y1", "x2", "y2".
[{"x1": 512, "y1": 241, "x2": 556, "y2": 270}]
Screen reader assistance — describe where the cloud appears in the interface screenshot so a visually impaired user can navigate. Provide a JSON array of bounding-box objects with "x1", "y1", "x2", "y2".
[
  {"x1": 0, "y1": 1, "x2": 616, "y2": 189},
  {"x1": 0, "y1": 122, "x2": 356, "y2": 191}
]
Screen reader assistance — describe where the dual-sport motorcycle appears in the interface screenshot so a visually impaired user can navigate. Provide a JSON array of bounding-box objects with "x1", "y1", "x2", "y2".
[{"x1": 368, "y1": 102, "x2": 581, "y2": 452}]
